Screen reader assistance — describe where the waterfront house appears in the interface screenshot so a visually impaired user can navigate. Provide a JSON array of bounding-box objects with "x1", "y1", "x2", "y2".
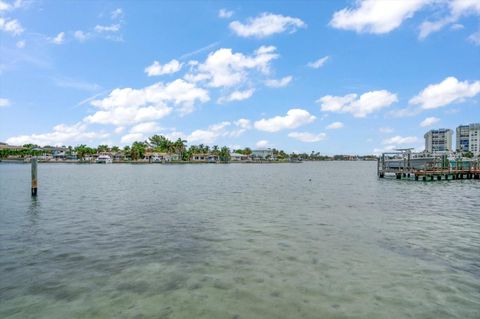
[
  {"x1": 144, "y1": 152, "x2": 180, "y2": 162},
  {"x1": 190, "y1": 154, "x2": 219, "y2": 162},
  {"x1": 230, "y1": 152, "x2": 250, "y2": 161},
  {"x1": 251, "y1": 148, "x2": 274, "y2": 160}
]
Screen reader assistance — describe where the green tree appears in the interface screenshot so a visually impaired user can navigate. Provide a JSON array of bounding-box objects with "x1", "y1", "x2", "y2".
[
  {"x1": 97, "y1": 144, "x2": 109, "y2": 153},
  {"x1": 219, "y1": 146, "x2": 230, "y2": 162},
  {"x1": 131, "y1": 141, "x2": 146, "y2": 160}
]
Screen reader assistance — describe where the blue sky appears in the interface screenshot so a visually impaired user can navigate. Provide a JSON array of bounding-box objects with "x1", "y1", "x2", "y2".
[{"x1": 1, "y1": 0, "x2": 479, "y2": 154}]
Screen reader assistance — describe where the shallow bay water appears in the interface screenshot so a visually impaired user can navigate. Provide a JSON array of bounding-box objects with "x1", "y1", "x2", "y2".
[{"x1": 0, "y1": 161, "x2": 479, "y2": 318}]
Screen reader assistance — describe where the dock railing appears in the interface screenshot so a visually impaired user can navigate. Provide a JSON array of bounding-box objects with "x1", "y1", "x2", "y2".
[{"x1": 377, "y1": 150, "x2": 480, "y2": 181}]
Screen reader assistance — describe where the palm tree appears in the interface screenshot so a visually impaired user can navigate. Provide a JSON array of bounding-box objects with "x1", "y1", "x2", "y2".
[{"x1": 219, "y1": 146, "x2": 231, "y2": 162}]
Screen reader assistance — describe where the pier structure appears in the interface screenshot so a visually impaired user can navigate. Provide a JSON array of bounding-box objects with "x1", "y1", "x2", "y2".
[{"x1": 377, "y1": 149, "x2": 480, "y2": 181}]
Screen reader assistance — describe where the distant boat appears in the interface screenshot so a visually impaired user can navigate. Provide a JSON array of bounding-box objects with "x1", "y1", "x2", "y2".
[{"x1": 96, "y1": 155, "x2": 112, "y2": 164}]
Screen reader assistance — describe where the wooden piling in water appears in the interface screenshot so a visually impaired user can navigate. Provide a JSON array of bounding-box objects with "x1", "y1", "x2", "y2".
[{"x1": 31, "y1": 158, "x2": 38, "y2": 196}]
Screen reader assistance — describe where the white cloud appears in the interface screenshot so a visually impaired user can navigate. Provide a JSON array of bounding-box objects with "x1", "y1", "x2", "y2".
[
  {"x1": 265, "y1": 76, "x2": 292, "y2": 88},
  {"x1": 254, "y1": 108, "x2": 316, "y2": 132},
  {"x1": 6, "y1": 122, "x2": 109, "y2": 146},
  {"x1": 419, "y1": 0, "x2": 480, "y2": 39},
  {"x1": 219, "y1": 8, "x2": 234, "y2": 19},
  {"x1": 145, "y1": 59, "x2": 183, "y2": 76},
  {"x1": 307, "y1": 56, "x2": 329, "y2": 69},
  {"x1": 111, "y1": 8, "x2": 123, "y2": 20},
  {"x1": 409, "y1": 76, "x2": 480, "y2": 109},
  {"x1": 255, "y1": 140, "x2": 270, "y2": 148},
  {"x1": 130, "y1": 122, "x2": 162, "y2": 134},
  {"x1": 164, "y1": 119, "x2": 252, "y2": 144},
  {"x1": 468, "y1": 31, "x2": 480, "y2": 46},
  {"x1": 288, "y1": 132, "x2": 326, "y2": 143},
  {"x1": 114, "y1": 126, "x2": 125, "y2": 134},
  {"x1": 383, "y1": 135, "x2": 419, "y2": 145},
  {"x1": 94, "y1": 24, "x2": 121, "y2": 33},
  {"x1": 16, "y1": 39, "x2": 25, "y2": 48},
  {"x1": 0, "y1": 17, "x2": 24, "y2": 35},
  {"x1": 84, "y1": 79, "x2": 210, "y2": 125},
  {"x1": 52, "y1": 32, "x2": 65, "y2": 44},
  {"x1": 185, "y1": 46, "x2": 279, "y2": 88},
  {"x1": 74, "y1": 30, "x2": 88, "y2": 42},
  {"x1": 330, "y1": 0, "x2": 429, "y2": 34},
  {"x1": 229, "y1": 12, "x2": 306, "y2": 38},
  {"x1": 420, "y1": 116, "x2": 440, "y2": 127},
  {"x1": 0, "y1": 97, "x2": 10, "y2": 107},
  {"x1": 234, "y1": 118, "x2": 251, "y2": 129},
  {"x1": 121, "y1": 132, "x2": 145, "y2": 144},
  {"x1": 0, "y1": 0, "x2": 26, "y2": 12},
  {"x1": 326, "y1": 121, "x2": 344, "y2": 129},
  {"x1": 318, "y1": 90, "x2": 398, "y2": 117},
  {"x1": 217, "y1": 89, "x2": 255, "y2": 103}
]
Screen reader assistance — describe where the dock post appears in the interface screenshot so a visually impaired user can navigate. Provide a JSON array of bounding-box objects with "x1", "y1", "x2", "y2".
[
  {"x1": 396, "y1": 173, "x2": 401, "y2": 180},
  {"x1": 437, "y1": 175, "x2": 441, "y2": 181},
  {"x1": 31, "y1": 158, "x2": 38, "y2": 196},
  {"x1": 422, "y1": 176, "x2": 426, "y2": 181},
  {"x1": 415, "y1": 175, "x2": 419, "y2": 181}
]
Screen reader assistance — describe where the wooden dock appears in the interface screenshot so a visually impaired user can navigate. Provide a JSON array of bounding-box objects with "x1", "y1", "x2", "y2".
[{"x1": 377, "y1": 150, "x2": 480, "y2": 181}]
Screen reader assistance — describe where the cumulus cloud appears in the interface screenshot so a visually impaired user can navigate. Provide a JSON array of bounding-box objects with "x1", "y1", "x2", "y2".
[
  {"x1": 6, "y1": 122, "x2": 109, "y2": 146},
  {"x1": 255, "y1": 140, "x2": 270, "y2": 148},
  {"x1": 326, "y1": 121, "x2": 344, "y2": 129},
  {"x1": 0, "y1": 17, "x2": 24, "y2": 35},
  {"x1": 185, "y1": 46, "x2": 279, "y2": 88},
  {"x1": 383, "y1": 135, "x2": 419, "y2": 145},
  {"x1": 330, "y1": 0, "x2": 429, "y2": 34},
  {"x1": 254, "y1": 108, "x2": 316, "y2": 132},
  {"x1": 307, "y1": 56, "x2": 329, "y2": 69},
  {"x1": 145, "y1": 59, "x2": 182, "y2": 76},
  {"x1": 84, "y1": 79, "x2": 210, "y2": 125},
  {"x1": 167, "y1": 119, "x2": 251, "y2": 144},
  {"x1": 74, "y1": 30, "x2": 88, "y2": 42},
  {"x1": 409, "y1": 76, "x2": 480, "y2": 109},
  {"x1": 288, "y1": 132, "x2": 326, "y2": 143},
  {"x1": 121, "y1": 132, "x2": 145, "y2": 144},
  {"x1": 219, "y1": 8, "x2": 234, "y2": 19},
  {"x1": 217, "y1": 89, "x2": 255, "y2": 104},
  {"x1": 0, "y1": 97, "x2": 10, "y2": 107},
  {"x1": 129, "y1": 121, "x2": 162, "y2": 134},
  {"x1": 318, "y1": 90, "x2": 398, "y2": 117},
  {"x1": 234, "y1": 118, "x2": 251, "y2": 129},
  {"x1": 229, "y1": 12, "x2": 306, "y2": 38},
  {"x1": 420, "y1": 116, "x2": 440, "y2": 127},
  {"x1": 51, "y1": 32, "x2": 65, "y2": 44},
  {"x1": 265, "y1": 76, "x2": 292, "y2": 88},
  {"x1": 16, "y1": 39, "x2": 25, "y2": 48}
]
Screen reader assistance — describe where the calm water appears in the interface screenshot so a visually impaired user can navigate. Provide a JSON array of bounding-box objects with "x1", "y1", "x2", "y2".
[{"x1": 0, "y1": 162, "x2": 479, "y2": 318}]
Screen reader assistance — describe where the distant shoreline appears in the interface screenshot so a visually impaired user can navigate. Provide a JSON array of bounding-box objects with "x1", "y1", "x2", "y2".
[{"x1": 0, "y1": 159, "x2": 376, "y2": 165}]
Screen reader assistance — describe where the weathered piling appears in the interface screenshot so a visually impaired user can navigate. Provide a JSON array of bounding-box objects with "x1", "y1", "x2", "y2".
[{"x1": 31, "y1": 158, "x2": 38, "y2": 196}]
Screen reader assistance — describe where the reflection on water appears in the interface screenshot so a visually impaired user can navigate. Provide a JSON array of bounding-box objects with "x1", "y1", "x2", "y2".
[{"x1": 1, "y1": 162, "x2": 479, "y2": 318}]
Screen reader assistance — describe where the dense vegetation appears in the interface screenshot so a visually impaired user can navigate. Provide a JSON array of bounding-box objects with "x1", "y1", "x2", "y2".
[{"x1": 0, "y1": 134, "x2": 377, "y2": 161}]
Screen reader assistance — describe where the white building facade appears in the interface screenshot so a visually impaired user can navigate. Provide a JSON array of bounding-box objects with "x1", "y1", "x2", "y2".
[
  {"x1": 455, "y1": 123, "x2": 480, "y2": 156},
  {"x1": 468, "y1": 123, "x2": 480, "y2": 156},
  {"x1": 424, "y1": 129, "x2": 453, "y2": 153}
]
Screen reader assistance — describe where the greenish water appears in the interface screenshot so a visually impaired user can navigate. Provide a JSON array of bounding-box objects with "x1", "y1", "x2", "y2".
[{"x1": 0, "y1": 162, "x2": 479, "y2": 318}]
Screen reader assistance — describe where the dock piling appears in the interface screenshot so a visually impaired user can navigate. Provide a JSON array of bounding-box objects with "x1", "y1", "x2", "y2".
[{"x1": 31, "y1": 158, "x2": 38, "y2": 196}]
